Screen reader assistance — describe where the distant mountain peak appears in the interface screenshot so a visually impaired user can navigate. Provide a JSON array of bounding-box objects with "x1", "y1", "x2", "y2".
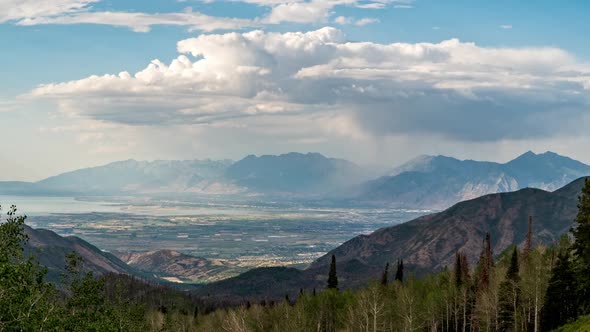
[
  {"x1": 32, "y1": 158, "x2": 232, "y2": 195},
  {"x1": 226, "y1": 152, "x2": 366, "y2": 194},
  {"x1": 389, "y1": 154, "x2": 464, "y2": 177},
  {"x1": 506, "y1": 150, "x2": 586, "y2": 167},
  {"x1": 537, "y1": 151, "x2": 571, "y2": 160},
  {"x1": 508, "y1": 150, "x2": 570, "y2": 163},
  {"x1": 368, "y1": 150, "x2": 590, "y2": 209}
]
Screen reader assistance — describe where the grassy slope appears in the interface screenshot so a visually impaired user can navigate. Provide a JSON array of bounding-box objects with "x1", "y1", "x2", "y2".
[{"x1": 554, "y1": 316, "x2": 590, "y2": 332}]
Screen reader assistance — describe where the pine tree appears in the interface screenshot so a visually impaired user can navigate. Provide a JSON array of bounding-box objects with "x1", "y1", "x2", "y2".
[
  {"x1": 486, "y1": 233, "x2": 494, "y2": 268},
  {"x1": 499, "y1": 247, "x2": 520, "y2": 331},
  {"x1": 460, "y1": 253, "x2": 470, "y2": 284},
  {"x1": 541, "y1": 249, "x2": 578, "y2": 331},
  {"x1": 327, "y1": 254, "x2": 338, "y2": 289},
  {"x1": 454, "y1": 252, "x2": 463, "y2": 288},
  {"x1": 476, "y1": 241, "x2": 489, "y2": 290},
  {"x1": 523, "y1": 216, "x2": 533, "y2": 260},
  {"x1": 381, "y1": 263, "x2": 389, "y2": 286},
  {"x1": 572, "y1": 178, "x2": 590, "y2": 310},
  {"x1": 506, "y1": 247, "x2": 520, "y2": 288},
  {"x1": 395, "y1": 259, "x2": 404, "y2": 282},
  {"x1": 520, "y1": 216, "x2": 536, "y2": 331},
  {"x1": 454, "y1": 251, "x2": 470, "y2": 288},
  {"x1": 453, "y1": 251, "x2": 472, "y2": 332},
  {"x1": 476, "y1": 233, "x2": 494, "y2": 291},
  {"x1": 473, "y1": 233, "x2": 497, "y2": 330}
]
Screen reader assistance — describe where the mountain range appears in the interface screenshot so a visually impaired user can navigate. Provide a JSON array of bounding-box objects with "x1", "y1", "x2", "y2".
[
  {"x1": 225, "y1": 152, "x2": 368, "y2": 194},
  {"x1": 34, "y1": 159, "x2": 234, "y2": 195},
  {"x1": 2, "y1": 151, "x2": 588, "y2": 209},
  {"x1": 1, "y1": 153, "x2": 369, "y2": 197},
  {"x1": 196, "y1": 176, "x2": 588, "y2": 299}
]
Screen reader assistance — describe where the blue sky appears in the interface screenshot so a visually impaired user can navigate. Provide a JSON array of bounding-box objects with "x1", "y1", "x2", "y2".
[{"x1": 1, "y1": 0, "x2": 590, "y2": 180}]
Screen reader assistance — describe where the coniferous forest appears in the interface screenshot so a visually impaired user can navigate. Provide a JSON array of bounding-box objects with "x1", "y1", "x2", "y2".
[{"x1": 2, "y1": 179, "x2": 590, "y2": 331}]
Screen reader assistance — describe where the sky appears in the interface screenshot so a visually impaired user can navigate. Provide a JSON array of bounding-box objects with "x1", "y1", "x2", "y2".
[{"x1": 1, "y1": 0, "x2": 590, "y2": 181}]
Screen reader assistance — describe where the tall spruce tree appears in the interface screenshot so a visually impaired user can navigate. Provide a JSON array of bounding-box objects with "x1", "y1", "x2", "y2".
[
  {"x1": 486, "y1": 233, "x2": 494, "y2": 268},
  {"x1": 476, "y1": 233, "x2": 494, "y2": 291},
  {"x1": 476, "y1": 241, "x2": 489, "y2": 291},
  {"x1": 381, "y1": 263, "x2": 389, "y2": 286},
  {"x1": 499, "y1": 247, "x2": 520, "y2": 331},
  {"x1": 523, "y1": 216, "x2": 533, "y2": 261},
  {"x1": 460, "y1": 253, "x2": 470, "y2": 285},
  {"x1": 541, "y1": 249, "x2": 578, "y2": 331},
  {"x1": 454, "y1": 252, "x2": 464, "y2": 288},
  {"x1": 327, "y1": 254, "x2": 338, "y2": 289},
  {"x1": 453, "y1": 251, "x2": 472, "y2": 332},
  {"x1": 572, "y1": 178, "x2": 590, "y2": 310},
  {"x1": 394, "y1": 259, "x2": 404, "y2": 282},
  {"x1": 454, "y1": 251, "x2": 471, "y2": 288}
]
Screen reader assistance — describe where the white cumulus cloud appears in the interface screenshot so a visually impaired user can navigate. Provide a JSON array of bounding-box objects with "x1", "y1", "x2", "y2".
[{"x1": 28, "y1": 27, "x2": 590, "y2": 142}]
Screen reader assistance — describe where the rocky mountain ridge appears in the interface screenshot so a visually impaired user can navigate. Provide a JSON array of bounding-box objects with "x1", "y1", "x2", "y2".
[{"x1": 362, "y1": 151, "x2": 590, "y2": 209}]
